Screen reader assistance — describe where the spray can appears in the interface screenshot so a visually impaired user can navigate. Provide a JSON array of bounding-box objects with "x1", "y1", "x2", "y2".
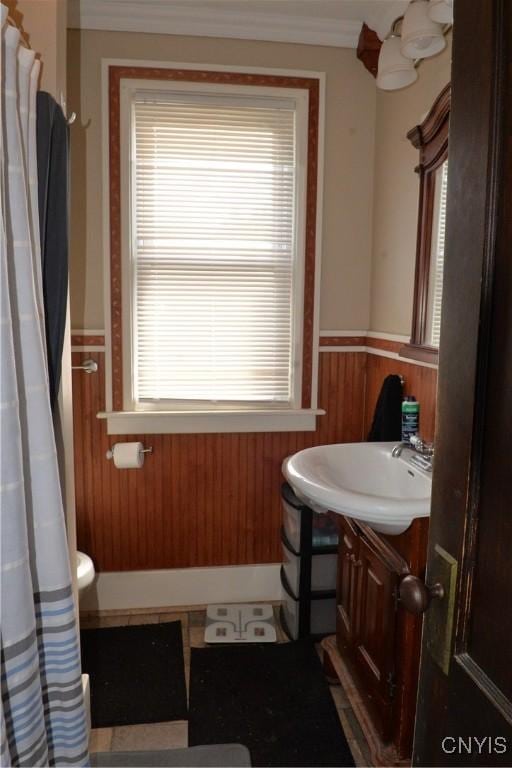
[{"x1": 402, "y1": 396, "x2": 420, "y2": 443}]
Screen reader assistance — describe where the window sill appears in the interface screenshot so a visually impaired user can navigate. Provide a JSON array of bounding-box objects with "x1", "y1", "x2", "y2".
[{"x1": 97, "y1": 408, "x2": 325, "y2": 435}]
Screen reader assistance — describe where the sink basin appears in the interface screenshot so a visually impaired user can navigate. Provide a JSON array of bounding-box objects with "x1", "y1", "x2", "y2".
[{"x1": 282, "y1": 442, "x2": 432, "y2": 535}]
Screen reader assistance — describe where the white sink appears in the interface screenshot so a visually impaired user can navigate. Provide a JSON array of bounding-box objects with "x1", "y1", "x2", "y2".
[{"x1": 282, "y1": 442, "x2": 432, "y2": 535}]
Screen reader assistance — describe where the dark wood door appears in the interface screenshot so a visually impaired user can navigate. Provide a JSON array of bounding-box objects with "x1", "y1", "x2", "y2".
[
  {"x1": 413, "y1": 1, "x2": 512, "y2": 764},
  {"x1": 336, "y1": 516, "x2": 359, "y2": 650}
]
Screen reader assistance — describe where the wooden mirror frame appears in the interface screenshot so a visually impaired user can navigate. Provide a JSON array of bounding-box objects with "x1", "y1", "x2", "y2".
[{"x1": 400, "y1": 83, "x2": 451, "y2": 366}]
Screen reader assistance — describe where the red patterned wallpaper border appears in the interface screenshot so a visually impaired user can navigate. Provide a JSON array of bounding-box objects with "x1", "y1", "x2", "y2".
[
  {"x1": 108, "y1": 66, "x2": 320, "y2": 412},
  {"x1": 71, "y1": 335, "x2": 106, "y2": 347},
  {"x1": 319, "y1": 336, "x2": 367, "y2": 347}
]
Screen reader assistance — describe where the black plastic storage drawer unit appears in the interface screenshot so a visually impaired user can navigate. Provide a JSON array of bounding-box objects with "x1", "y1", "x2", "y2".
[{"x1": 279, "y1": 482, "x2": 338, "y2": 641}]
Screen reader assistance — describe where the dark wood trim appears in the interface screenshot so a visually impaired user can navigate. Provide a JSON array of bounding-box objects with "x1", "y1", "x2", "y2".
[
  {"x1": 407, "y1": 83, "x2": 451, "y2": 362},
  {"x1": 399, "y1": 343, "x2": 439, "y2": 366},
  {"x1": 414, "y1": 1, "x2": 512, "y2": 762},
  {"x1": 357, "y1": 23, "x2": 382, "y2": 78},
  {"x1": 366, "y1": 337, "x2": 403, "y2": 354},
  {"x1": 319, "y1": 334, "x2": 440, "y2": 366},
  {"x1": 354, "y1": 520, "x2": 410, "y2": 576},
  {"x1": 108, "y1": 65, "x2": 320, "y2": 412},
  {"x1": 407, "y1": 84, "x2": 451, "y2": 159}
]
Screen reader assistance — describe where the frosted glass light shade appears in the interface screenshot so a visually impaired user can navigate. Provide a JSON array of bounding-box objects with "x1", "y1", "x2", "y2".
[
  {"x1": 429, "y1": 0, "x2": 453, "y2": 24},
  {"x1": 401, "y1": 0, "x2": 446, "y2": 59},
  {"x1": 377, "y1": 37, "x2": 418, "y2": 91}
]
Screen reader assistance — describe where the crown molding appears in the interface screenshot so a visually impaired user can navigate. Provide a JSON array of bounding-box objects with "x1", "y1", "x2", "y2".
[
  {"x1": 67, "y1": 0, "x2": 363, "y2": 48},
  {"x1": 365, "y1": 0, "x2": 410, "y2": 41}
]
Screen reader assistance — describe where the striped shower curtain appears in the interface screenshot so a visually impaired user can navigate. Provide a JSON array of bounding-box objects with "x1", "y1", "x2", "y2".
[{"x1": 1, "y1": 6, "x2": 89, "y2": 767}]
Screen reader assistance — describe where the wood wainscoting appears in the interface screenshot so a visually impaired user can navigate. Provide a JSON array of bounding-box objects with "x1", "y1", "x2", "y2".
[
  {"x1": 364, "y1": 339, "x2": 438, "y2": 443},
  {"x1": 72, "y1": 334, "x2": 437, "y2": 572},
  {"x1": 72, "y1": 342, "x2": 365, "y2": 572}
]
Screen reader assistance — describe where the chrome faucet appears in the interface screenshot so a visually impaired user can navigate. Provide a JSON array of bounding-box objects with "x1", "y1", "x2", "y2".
[
  {"x1": 409, "y1": 434, "x2": 434, "y2": 457},
  {"x1": 392, "y1": 435, "x2": 434, "y2": 459}
]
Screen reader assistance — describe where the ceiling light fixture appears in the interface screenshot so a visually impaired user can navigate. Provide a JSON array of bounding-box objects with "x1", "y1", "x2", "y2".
[
  {"x1": 376, "y1": 32, "x2": 418, "y2": 91},
  {"x1": 428, "y1": 0, "x2": 453, "y2": 24},
  {"x1": 401, "y1": 0, "x2": 446, "y2": 59}
]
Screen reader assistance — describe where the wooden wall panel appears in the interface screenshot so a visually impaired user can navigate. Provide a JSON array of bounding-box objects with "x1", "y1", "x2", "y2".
[
  {"x1": 72, "y1": 348, "x2": 366, "y2": 572},
  {"x1": 72, "y1": 339, "x2": 438, "y2": 572},
  {"x1": 364, "y1": 354, "x2": 438, "y2": 443}
]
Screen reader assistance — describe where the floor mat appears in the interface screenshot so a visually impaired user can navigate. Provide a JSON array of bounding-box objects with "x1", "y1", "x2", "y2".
[
  {"x1": 188, "y1": 640, "x2": 355, "y2": 767},
  {"x1": 81, "y1": 622, "x2": 188, "y2": 728}
]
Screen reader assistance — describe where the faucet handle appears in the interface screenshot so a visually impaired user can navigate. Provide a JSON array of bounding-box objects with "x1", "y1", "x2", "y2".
[
  {"x1": 410, "y1": 434, "x2": 434, "y2": 456},
  {"x1": 409, "y1": 434, "x2": 423, "y2": 450}
]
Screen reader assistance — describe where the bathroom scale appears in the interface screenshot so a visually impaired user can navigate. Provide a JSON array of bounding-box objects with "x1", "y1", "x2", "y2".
[{"x1": 204, "y1": 603, "x2": 277, "y2": 643}]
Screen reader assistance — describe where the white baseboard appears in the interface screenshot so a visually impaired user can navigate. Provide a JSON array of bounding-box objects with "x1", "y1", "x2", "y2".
[{"x1": 79, "y1": 564, "x2": 283, "y2": 612}]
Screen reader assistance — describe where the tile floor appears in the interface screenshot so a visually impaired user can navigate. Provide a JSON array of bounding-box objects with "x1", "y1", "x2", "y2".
[{"x1": 81, "y1": 606, "x2": 373, "y2": 767}]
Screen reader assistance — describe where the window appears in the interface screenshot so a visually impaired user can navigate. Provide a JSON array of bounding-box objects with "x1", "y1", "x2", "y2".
[
  {"x1": 401, "y1": 83, "x2": 450, "y2": 365},
  {"x1": 132, "y1": 90, "x2": 300, "y2": 408},
  {"x1": 104, "y1": 66, "x2": 322, "y2": 434},
  {"x1": 426, "y1": 160, "x2": 448, "y2": 347}
]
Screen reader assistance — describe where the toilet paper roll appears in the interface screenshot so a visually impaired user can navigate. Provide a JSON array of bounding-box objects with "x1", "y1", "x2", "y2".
[{"x1": 111, "y1": 442, "x2": 145, "y2": 469}]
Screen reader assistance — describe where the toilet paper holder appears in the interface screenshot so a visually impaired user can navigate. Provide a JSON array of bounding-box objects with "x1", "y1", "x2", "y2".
[{"x1": 106, "y1": 444, "x2": 153, "y2": 460}]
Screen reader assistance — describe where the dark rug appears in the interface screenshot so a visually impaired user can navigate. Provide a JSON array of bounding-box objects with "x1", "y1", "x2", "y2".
[
  {"x1": 188, "y1": 640, "x2": 355, "y2": 767},
  {"x1": 81, "y1": 622, "x2": 188, "y2": 728}
]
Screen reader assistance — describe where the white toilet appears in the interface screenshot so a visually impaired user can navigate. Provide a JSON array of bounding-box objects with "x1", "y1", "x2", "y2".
[
  {"x1": 76, "y1": 551, "x2": 94, "y2": 737},
  {"x1": 77, "y1": 550, "x2": 95, "y2": 596}
]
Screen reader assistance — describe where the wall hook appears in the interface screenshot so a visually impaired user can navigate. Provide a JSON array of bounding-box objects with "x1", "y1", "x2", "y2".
[{"x1": 60, "y1": 92, "x2": 77, "y2": 125}]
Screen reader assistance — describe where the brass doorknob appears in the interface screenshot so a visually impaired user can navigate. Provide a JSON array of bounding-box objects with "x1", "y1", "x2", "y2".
[{"x1": 399, "y1": 575, "x2": 444, "y2": 614}]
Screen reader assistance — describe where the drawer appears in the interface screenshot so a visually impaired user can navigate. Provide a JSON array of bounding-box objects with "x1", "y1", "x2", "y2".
[
  {"x1": 282, "y1": 498, "x2": 303, "y2": 553},
  {"x1": 281, "y1": 484, "x2": 338, "y2": 553},
  {"x1": 312, "y1": 512, "x2": 339, "y2": 549},
  {"x1": 281, "y1": 538, "x2": 337, "y2": 597},
  {"x1": 281, "y1": 588, "x2": 300, "y2": 640},
  {"x1": 310, "y1": 595, "x2": 337, "y2": 636},
  {"x1": 281, "y1": 587, "x2": 337, "y2": 641}
]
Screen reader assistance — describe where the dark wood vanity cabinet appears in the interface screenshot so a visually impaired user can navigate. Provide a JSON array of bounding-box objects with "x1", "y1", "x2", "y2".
[
  {"x1": 335, "y1": 515, "x2": 429, "y2": 759},
  {"x1": 337, "y1": 516, "x2": 359, "y2": 649}
]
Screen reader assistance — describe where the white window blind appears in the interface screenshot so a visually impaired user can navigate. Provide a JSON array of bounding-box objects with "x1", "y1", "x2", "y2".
[
  {"x1": 131, "y1": 92, "x2": 300, "y2": 407},
  {"x1": 428, "y1": 160, "x2": 448, "y2": 347}
]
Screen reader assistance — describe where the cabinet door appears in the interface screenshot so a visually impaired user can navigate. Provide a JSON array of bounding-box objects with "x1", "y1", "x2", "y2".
[
  {"x1": 354, "y1": 535, "x2": 398, "y2": 739},
  {"x1": 336, "y1": 517, "x2": 359, "y2": 650}
]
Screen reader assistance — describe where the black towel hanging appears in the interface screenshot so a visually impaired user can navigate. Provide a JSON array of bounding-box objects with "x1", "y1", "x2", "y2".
[
  {"x1": 367, "y1": 374, "x2": 403, "y2": 441},
  {"x1": 37, "y1": 91, "x2": 69, "y2": 410}
]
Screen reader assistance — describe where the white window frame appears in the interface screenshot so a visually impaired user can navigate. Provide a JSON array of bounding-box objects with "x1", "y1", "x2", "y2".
[
  {"x1": 425, "y1": 160, "x2": 448, "y2": 348},
  {"x1": 99, "y1": 61, "x2": 325, "y2": 435},
  {"x1": 123, "y1": 79, "x2": 307, "y2": 413}
]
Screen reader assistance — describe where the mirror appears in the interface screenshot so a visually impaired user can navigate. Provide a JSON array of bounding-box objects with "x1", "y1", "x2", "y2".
[{"x1": 401, "y1": 84, "x2": 450, "y2": 365}]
